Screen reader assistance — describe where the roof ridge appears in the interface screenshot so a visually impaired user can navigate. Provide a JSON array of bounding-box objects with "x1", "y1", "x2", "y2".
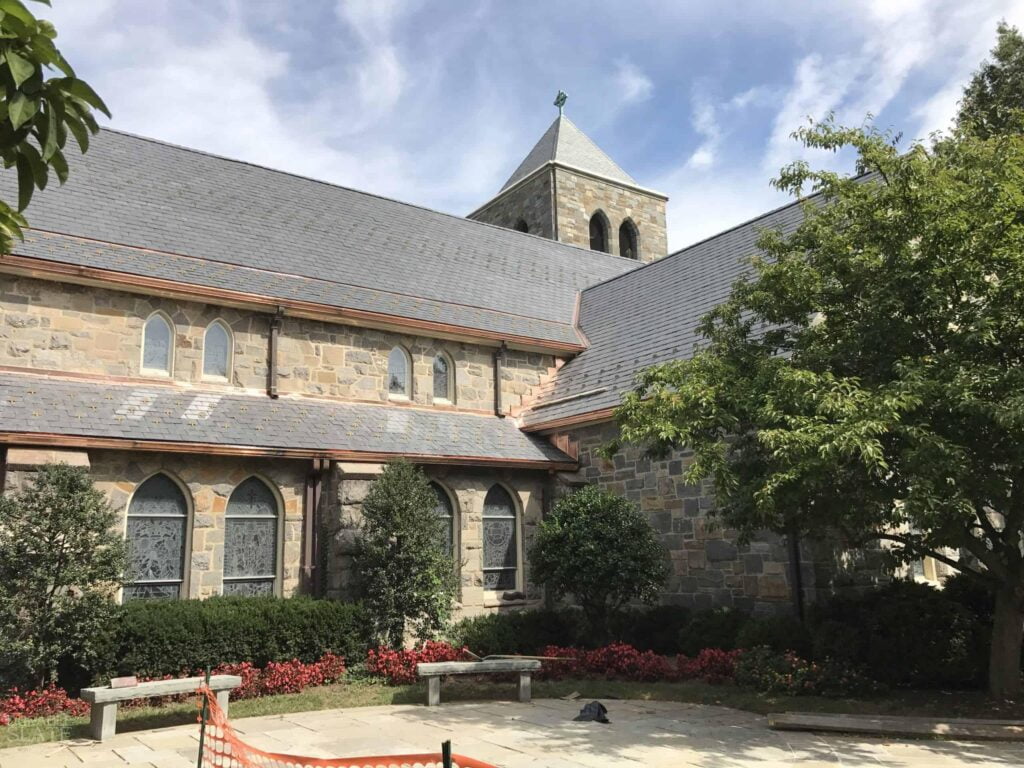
[{"x1": 95, "y1": 127, "x2": 641, "y2": 270}]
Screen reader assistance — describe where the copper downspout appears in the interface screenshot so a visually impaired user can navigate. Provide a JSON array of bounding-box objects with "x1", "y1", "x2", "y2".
[
  {"x1": 493, "y1": 342, "x2": 507, "y2": 417},
  {"x1": 303, "y1": 457, "x2": 330, "y2": 596},
  {"x1": 268, "y1": 306, "x2": 284, "y2": 399}
]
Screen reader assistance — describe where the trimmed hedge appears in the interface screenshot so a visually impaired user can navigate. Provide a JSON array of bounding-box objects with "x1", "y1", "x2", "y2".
[{"x1": 106, "y1": 597, "x2": 370, "y2": 679}]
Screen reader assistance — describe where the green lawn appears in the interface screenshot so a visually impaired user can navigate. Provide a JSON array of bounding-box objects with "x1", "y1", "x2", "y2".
[{"x1": 2, "y1": 677, "x2": 1022, "y2": 750}]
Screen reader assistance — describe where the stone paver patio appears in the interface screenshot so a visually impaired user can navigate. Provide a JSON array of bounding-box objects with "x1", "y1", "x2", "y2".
[{"x1": 1, "y1": 698, "x2": 1022, "y2": 768}]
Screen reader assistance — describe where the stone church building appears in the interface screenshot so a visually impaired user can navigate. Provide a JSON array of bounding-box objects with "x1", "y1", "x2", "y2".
[{"x1": 0, "y1": 111, "x2": 877, "y2": 615}]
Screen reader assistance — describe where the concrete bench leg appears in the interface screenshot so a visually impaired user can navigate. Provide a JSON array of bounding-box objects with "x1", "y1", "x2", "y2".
[
  {"x1": 216, "y1": 689, "x2": 231, "y2": 716},
  {"x1": 518, "y1": 672, "x2": 532, "y2": 703},
  {"x1": 427, "y1": 676, "x2": 441, "y2": 707},
  {"x1": 90, "y1": 702, "x2": 118, "y2": 741}
]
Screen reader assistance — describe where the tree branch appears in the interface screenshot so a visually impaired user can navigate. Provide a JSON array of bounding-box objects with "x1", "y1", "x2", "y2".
[{"x1": 869, "y1": 532, "x2": 993, "y2": 582}]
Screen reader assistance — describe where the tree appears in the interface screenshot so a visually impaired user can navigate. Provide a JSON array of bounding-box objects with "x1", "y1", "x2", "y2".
[
  {"x1": 0, "y1": 464, "x2": 127, "y2": 688},
  {"x1": 957, "y1": 22, "x2": 1024, "y2": 139},
  {"x1": 354, "y1": 461, "x2": 457, "y2": 647},
  {"x1": 610, "y1": 115, "x2": 1024, "y2": 696},
  {"x1": 0, "y1": 0, "x2": 110, "y2": 252},
  {"x1": 529, "y1": 485, "x2": 668, "y2": 639}
]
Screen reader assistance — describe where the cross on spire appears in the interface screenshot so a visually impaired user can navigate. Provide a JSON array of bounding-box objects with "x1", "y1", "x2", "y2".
[{"x1": 554, "y1": 90, "x2": 567, "y2": 116}]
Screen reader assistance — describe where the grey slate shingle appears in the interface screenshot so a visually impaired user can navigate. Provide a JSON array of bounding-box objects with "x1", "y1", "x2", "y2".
[
  {"x1": 2, "y1": 129, "x2": 637, "y2": 346},
  {"x1": 0, "y1": 372, "x2": 573, "y2": 465}
]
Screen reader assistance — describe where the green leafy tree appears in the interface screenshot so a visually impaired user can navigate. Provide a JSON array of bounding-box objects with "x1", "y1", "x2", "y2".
[
  {"x1": 529, "y1": 485, "x2": 668, "y2": 639},
  {"x1": 354, "y1": 461, "x2": 457, "y2": 647},
  {"x1": 957, "y1": 22, "x2": 1024, "y2": 139},
  {"x1": 610, "y1": 113, "x2": 1024, "y2": 697},
  {"x1": 0, "y1": 464, "x2": 127, "y2": 688},
  {"x1": 0, "y1": 0, "x2": 110, "y2": 251}
]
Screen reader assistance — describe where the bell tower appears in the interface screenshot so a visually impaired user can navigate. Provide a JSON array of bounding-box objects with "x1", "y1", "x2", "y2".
[{"x1": 468, "y1": 93, "x2": 668, "y2": 262}]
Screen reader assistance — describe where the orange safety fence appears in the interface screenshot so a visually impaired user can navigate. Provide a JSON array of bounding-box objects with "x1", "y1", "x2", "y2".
[{"x1": 195, "y1": 687, "x2": 498, "y2": 768}]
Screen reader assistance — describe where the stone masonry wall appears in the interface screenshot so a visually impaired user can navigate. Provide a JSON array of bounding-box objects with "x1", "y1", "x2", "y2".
[
  {"x1": 0, "y1": 276, "x2": 554, "y2": 413},
  {"x1": 553, "y1": 169, "x2": 667, "y2": 263},
  {"x1": 468, "y1": 171, "x2": 554, "y2": 238},
  {"x1": 323, "y1": 463, "x2": 547, "y2": 618}
]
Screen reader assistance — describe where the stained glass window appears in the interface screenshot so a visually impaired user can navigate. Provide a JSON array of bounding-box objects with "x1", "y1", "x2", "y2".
[
  {"x1": 142, "y1": 313, "x2": 172, "y2": 374},
  {"x1": 619, "y1": 220, "x2": 639, "y2": 260},
  {"x1": 433, "y1": 353, "x2": 452, "y2": 402},
  {"x1": 124, "y1": 474, "x2": 188, "y2": 602},
  {"x1": 589, "y1": 212, "x2": 609, "y2": 253},
  {"x1": 224, "y1": 477, "x2": 278, "y2": 596},
  {"x1": 388, "y1": 347, "x2": 410, "y2": 397},
  {"x1": 482, "y1": 485, "x2": 517, "y2": 591},
  {"x1": 203, "y1": 320, "x2": 231, "y2": 378},
  {"x1": 430, "y1": 482, "x2": 454, "y2": 556}
]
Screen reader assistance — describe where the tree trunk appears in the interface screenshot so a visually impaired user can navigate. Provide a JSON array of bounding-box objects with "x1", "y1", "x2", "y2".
[{"x1": 989, "y1": 586, "x2": 1024, "y2": 698}]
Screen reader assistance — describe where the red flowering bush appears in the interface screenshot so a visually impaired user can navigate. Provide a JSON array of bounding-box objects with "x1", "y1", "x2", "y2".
[
  {"x1": 540, "y1": 643, "x2": 700, "y2": 683},
  {"x1": 678, "y1": 648, "x2": 743, "y2": 684},
  {"x1": 0, "y1": 684, "x2": 89, "y2": 724},
  {"x1": 366, "y1": 641, "x2": 468, "y2": 685},
  {"x1": 212, "y1": 653, "x2": 347, "y2": 700}
]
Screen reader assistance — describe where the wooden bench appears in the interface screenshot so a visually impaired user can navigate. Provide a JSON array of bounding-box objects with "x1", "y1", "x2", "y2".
[
  {"x1": 416, "y1": 659, "x2": 541, "y2": 707},
  {"x1": 80, "y1": 674, "x2": 242, "y2": 741}
]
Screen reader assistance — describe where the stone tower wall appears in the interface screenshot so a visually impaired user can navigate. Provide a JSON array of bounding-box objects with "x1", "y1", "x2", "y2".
[{"x1": 468, "y1": 171, "x2": 554, "y2": 238}]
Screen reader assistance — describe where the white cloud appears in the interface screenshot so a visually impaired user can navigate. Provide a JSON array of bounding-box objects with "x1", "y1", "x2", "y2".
[
  {"x1": 684, "y1": 97, "x2": 719, "y2": 170},
  {"x1": 613, "y1": 58, "x2": 654, "y2": 105},
  {"x1": 334, "y1": 0, "x2": 410, "y2": 126}
]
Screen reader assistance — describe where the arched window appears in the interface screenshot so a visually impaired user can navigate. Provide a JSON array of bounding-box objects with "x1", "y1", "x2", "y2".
[
  {"x1": 388, "y1": 346, "x2": 411, "y2": 398},
  {"x1": 589, "y1": 211, "x2": 609, "y2": 253},
  {"x1": 430, "y1": 482, "x2": 455, "y2": 557},
  {"x1": 482, "y1": 484, "x2": 518, "y2": 591},
  {"x1": 141, "y1": 312, "x2": 173, "y2": 375},
  {"x1": 224, "y1": 477, "x2": 279, "y2": 596},
  {"x1": 619, "y1": 219, "x2": 639, "y2": 260},
  {"x1": 124, "y1": 473, "x2": 189, "y2": 601},
  {"x1": 432, "y1": 352, "x2": 454, "y2": 403},
  {"x1": 514, "y1": 219, "x2": 529, "y2": 233},
  {"x1": 203, "y1": 320, "x2": 232, "y2": 379}
]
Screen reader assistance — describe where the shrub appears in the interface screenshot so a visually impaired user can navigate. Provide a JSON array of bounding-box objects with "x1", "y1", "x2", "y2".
[
  {"x1": 735, "y1": 647, "x2": 879, "y2": 697},
  {"x1": 677, "y1": 648, "x2": 742, "y2": 684},
  {"x1": 610, "y1": 606, "x2": 692, "y2": 655},
  {"x1": 449, "y1": 609, "x2": 585, "y2": 656},
  {"x1": 529, "y1": 486, "x2": 668, "y2": 640},
  {"x1": 0, "y1": 684, "x2": 90, "y2": 725},
  {"x1": 678, "y1": 608, "x2": 747, "y2": 656},
  {"x1": 736, "y1": 614, "x2": 811, "y2": 656},
  {"x1": 0, "y1": 465, "x2": 127, "y2": 688},
  {"x1": 355, "y1": 462, "x2": 457, "y2": 646},
  {"x1": 212, "y1": 653, "x2": 347, "y2": 700},
  {"x1": 110, "y1": 597, "x2": 369, "y2": 680},
  {"x1": 366, "y1": 641, "x2": 468, "y2": 685},
  {"x1": 538, "y1": 644, "x2": 676, "y2": 682},
  {"x1": 808, "y1": 580, "x2": 985, "y2": 688}
]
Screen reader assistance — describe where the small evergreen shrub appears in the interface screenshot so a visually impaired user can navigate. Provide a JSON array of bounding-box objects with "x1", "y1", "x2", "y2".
[
  {"x1": 610, "y1": 605, "x2": 692, "y2": 654},
  {"x1": 736, "y1": 614, "x2": 811, "y2": 656},
  {"x1": 449, "y1": 609, "x2": 585, "y2": 656},
  {"x1": 678, "y1": 608, "x2": 747, "y2": 656},
  {"x1": 109, "y1": 597, "x2": 369, "y2": 679}
]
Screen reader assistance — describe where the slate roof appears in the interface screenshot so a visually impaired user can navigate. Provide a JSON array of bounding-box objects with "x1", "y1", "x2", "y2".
[
  {"x1": 520, "y1": 198, "x2": 808, "y2": 428},
  {"x1": 500, "y1": 116, "x2": 639, "y2": 192},
  {"x1": 1, "y1": 129, "x2": 637, "y2": 347},
  {"x1": 0, "y1": 372, "x2": 573, "y2": 466}
]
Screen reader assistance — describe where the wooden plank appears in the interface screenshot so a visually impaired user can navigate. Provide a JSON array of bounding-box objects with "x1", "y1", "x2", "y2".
[
  {"x1": 81, "y1": 674, "x2": 242, "y2": 703},
  {"x1": 769, "y1": 712, "x2": 1024, "y2": 741},
  {"x1": 416, "y1": 660, "x2": 541, "y2": 676}
]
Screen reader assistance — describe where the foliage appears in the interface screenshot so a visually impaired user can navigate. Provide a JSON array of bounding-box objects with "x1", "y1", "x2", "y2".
[
  {"x1": 957, "y1": 22, "x2": 1024, "y2": 139},
  {"x1": 807, "y1": 581, "x2": 985, "y2": 688},
  {"x1": 609, "y1": 605, "x2": 692, "y2": 655},
  {"x1": 736, "y1": 615, "x2": 811, "y2": 656},
  {"x1": 677, "y1": 648, "x2": 743, "y2": 684},
  {"x1": 528, "y1": 485, "x2": 668, "y2": 637},
  {"x1": 354, "y1": 461, "x2": 457, "y2": 647},
  {"x1": 735, "y1": 647, "x2": 879, "y2": 697},
  {"x1": 610, "y1": 80, "x2": 1024, "y2": 694},
  {"x1": 0, "y1": 464, "x2": 127, "y2": 688},
  {"x1": 677, "y1": 608, "x2": 747, "y2": 656},
  {"x1": 0, "y1": 684, "x2": 88, "y2": 726},
  {"x1": 539, "y1": 644, "x2": 677, "y2": 682},
  {"x1": 365, "y1": 641, "x2": 467, "y2": 685},
  {"x1": 110, "y1": 597, "x2": 369, "y2": 681},
  {"x1": 0, "y1": 0, "x2": 110, "y2": 251},
  {"x1": 448, "y1": 609, "x2": 585, "y2": 656},
  {"x1": 212, "y1": 653, "x2": 347, "y2": 701}
]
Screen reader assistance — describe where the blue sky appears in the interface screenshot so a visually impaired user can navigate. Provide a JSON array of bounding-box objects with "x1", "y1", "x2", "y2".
[{"x1": 48, "y1": 0, "x2": 1024, "y2": 251}]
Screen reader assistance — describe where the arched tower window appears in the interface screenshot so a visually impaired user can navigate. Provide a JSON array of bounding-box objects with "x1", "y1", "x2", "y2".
[
  {"x1": 619, "y1": 219, "x2": 639, "y2": 260},
  {"x1": 141, "y1": 312, "x2": 173, "y2": 375},
  {"x1": 589, "y1": 211, "x2": 609, "y2": 253},
  {"x1": 388, "y1": 346, "x2": 411, "y2": 399},
  {"x1": 124, "y1": 473, "x2": 189, "y2": 601},
  {"x1": 432, "y1": 352, "x2": 454, "y2": 403},
  {"x1": 514, "y1": 219, "x2": 529, "y2": 233},
  {"x1": 224, "y1": 476, "x2": 280, "y2": 596},
  {"x1": 482, "y1": 484, "x2": 518, "y2": 591},
  {"x1": 203, "y1": 319, "x2": 232, "y2": 379},
  {"x1": 430, "y1": 482, "x2": 456, "y2": 557}
]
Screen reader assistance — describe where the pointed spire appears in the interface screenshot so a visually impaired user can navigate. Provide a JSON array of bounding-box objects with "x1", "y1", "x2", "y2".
[{"x1": 500, "y1": 114, "x2": 638, "y2": 192}]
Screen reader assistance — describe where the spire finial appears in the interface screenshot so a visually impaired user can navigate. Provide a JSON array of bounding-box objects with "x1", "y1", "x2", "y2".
[{"x1": 554, "y1": 90, "x2": 567, "y2": 116}]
